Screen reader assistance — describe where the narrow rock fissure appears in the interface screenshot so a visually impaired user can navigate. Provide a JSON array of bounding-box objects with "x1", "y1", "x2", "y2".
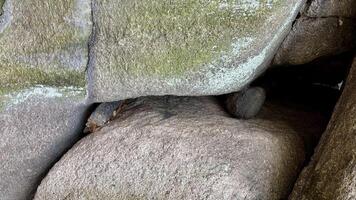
[
  {"x1": 86, "y1": 0, "x2": 97, "y2": 102},
  {"x1": 301, "y1": 0, "x2": 313, "y2": 15},
  {"x1": 31, "y1": 103, "x2": 98, "y2": 198},
  {"x1": 280, "y1": 53, "x2": 355, "y2": 199},
  {"x1": 31, "y1": 1, "x2": 99, "y2": 197}
]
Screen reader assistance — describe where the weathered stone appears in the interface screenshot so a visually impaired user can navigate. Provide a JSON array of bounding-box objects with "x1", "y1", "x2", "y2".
[
  {"x1": 34, "y1": 96, "x2": 325, "y2": 200},
  {"x1": 88, "y1": 0, "x2": 305, "y2": 102},
  {"x1": 0, "y1": 1, "x2": 92, "y2": 198},
  {"x1": 289, "y1": 57, "x2": 356, "y2": 200},
  {"x1": 0, "y1": 86, "x2": 89, "y2": 200},
  {"x1": 85, "y1": 101, "x2": 124, "y2": 133},
  {"x1": 273, "y1": 17, "x2": 356, "y2": 66},
  {"x1": 225, "y1": 87, "x2": 266, "y2": 119},
  {"x1": 302, "y1": 0, "x2": 356, "y2": 18},
  {"x1": 0, "y1": 0, "x2": 92, "y2": 96}
]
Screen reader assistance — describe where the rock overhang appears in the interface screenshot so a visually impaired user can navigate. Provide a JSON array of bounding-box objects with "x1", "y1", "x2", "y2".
[{"x1": 0, "y1": 0, "x2": 307, "y2": 104}]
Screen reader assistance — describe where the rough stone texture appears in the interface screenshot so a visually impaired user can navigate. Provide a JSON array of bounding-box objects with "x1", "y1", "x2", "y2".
[
  {"x1": 273, "y1": 17, "x2": 356, "y2": 66},
  {"x1": 302, "y1": 0, "x2": 356, "y2": 18},
  {"x1": 225, "y1": 87, "x2": 266, "y2": 119},
  {"x1": 0, "y1": 4, "x2": 92, "y2": 170},
  {"x1": 0, "y1": 86, "x2": 90, "y2": 200},
  {"x1": 85, "y1": 101, "x2": 124, "y2": 132},
  {"x1": 34, "y1": 96, "x2": 325, "y2": 200},
  {"x1": 273, "y1": 0, "x2": 356, "y2": 66},
  {"x1": 0, "y1": 1, "x2": 93, "y2": 199},
  {"x1": 0, "y1": 0, "x2": 92, "y2": 95},
  {"x1": 88, "y1": 0, "x2": 305, "y2": 102},
  {"x1": 289, "y1": 57, "x2": 356, "y2": 200}
]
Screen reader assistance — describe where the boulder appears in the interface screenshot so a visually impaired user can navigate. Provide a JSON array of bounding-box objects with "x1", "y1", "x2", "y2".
[
  {"x1": 0, "y1": 86, "x2": 89, "y2": 200},
  {"x1": 88, "y1": 0, "x2": 305, "y2": 102},
  {"x1": 34, "y1": 96, "x2": 324, "y2": 200},
  {"x1": 273, "y1": 17, "x2": 356, "y2": 66},
  {"x1": 289, "y1": 57, "x2": 356, "y2": 200},
  {"x1": 302, "y1": 0, "x2": 356, "y2": 18},
  {"x1": 0, "y1": 0, "x2": 91, "y2": 95}
]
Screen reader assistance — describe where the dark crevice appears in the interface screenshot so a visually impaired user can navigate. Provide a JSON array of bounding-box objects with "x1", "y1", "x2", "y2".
[
  {"x1": 30, "y1": 103, "x2": 98, "y2": 199},
  {"x1": 86, "y1": 0, "x2": 97, "y2": 102},
  {"x1": 253, "y1": 51, "x2": 355, "y2": 200},
  {"x1": 255, "y1": 51, "x2": 354, "y2": 163},
  {"x1": 300, "y1": 0, "x2": 313, "y2": 16},
  {"x1": 33, "y1": 1, "x2": 99, "y2": 196},
  {"x1": 301, "y1": 15, "x2": 356, "y2": 20},
  {"x1": 271, "y1": 0, "x2": 308, "y2": 64}
]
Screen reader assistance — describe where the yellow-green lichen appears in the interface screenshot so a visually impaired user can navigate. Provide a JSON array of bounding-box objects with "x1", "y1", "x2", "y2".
[
  {"x1": 0, "y1": 64, "x2": 86, "y2": 96},
  {"x1": 0, "y1": 63, "x2": 86, "y2": 110},
  {"x1": 0, "y1": 0, "x2": 90, "y2": 108},
  {"x1": 97, "y1": 0, "x2": 283, "y2": 77}
]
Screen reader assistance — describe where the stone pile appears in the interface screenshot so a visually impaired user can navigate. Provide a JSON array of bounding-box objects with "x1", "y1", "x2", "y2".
[{"x1": 0, "y1": 0, "x2": 355, "y2": 199}]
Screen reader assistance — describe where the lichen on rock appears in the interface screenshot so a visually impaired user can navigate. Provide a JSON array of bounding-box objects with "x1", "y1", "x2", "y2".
[
  {"x1": 90, "y1": 0, "x2": 305, "y2": 102},
  {"x1": 0, "y1": 0, "x2": 91, "y2": 106},
  {"x1": 94, "y1": 0, "x2": 283, "y2": 77}
]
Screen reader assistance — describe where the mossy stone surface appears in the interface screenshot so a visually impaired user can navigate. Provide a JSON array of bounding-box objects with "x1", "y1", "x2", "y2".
[
  {"x1": 98, "y1": 0, "x2": 281, "y2": 76},
  {"x1": 90, "y1": 0, "x2": 306, "y2": 102},
  {"x1": 0, "y1": 0, "x2": 91, "y2": 102}
]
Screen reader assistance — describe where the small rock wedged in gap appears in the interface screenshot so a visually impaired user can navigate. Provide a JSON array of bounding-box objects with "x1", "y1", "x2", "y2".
[
  {"x1": 85, "y1": 101, "x2": 124, "y2": 133},
  {"x1": 225, "y1": 87, "x2": 266, "y2": 119}
]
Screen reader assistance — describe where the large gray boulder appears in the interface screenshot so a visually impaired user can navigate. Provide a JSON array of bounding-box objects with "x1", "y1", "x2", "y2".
[
  {"x1": 289, "y1": 58, "x2": 356, "y2": 200},
  {"x1": 0, "y1": 0, "x2": 91, "y2": 92},
  {"x1": 88, "y1": 0, "x2": 305, "y2": 102},
  {"x1": 34, "y1": 96, "x2": 324, "y2": 200},
  {"x1": 0, "y1": 0, "x2": 92, "y2": 199}
]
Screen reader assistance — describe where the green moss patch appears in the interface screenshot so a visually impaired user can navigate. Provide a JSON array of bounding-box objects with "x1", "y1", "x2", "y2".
[
  {"x1": 99, "y1": 0, "x2": 283, "y2": 77},
  {"x1": 0, "y1": 64, "x2": 86, "y2": 96},
  {"x1": 0, "y1": 0, "x2": 90, "y2": 98}
]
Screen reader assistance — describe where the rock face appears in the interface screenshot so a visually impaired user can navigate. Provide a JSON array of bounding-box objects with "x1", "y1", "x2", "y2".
[
  {"x1": 0, "y1": 0, "x2": 92, "y2": 95},
  {"x1": 0, "y1": 87, "x2": 89, "y2": 200},
  {"x1": 273, "y1": 0, "x2": 356, "y2": 66},
  {"x1": 0, "y1": 0, "x2": 92, "y2": 199},
  {"x1": 289, "y1": 58, "x2": 356, "y2": 200},
  {"x1": 34, "y1": 96, "x2": 325, "y2": 200},
  {"x1": 302, "y1": 0, "x2": 356, "y2": 18},
  {"x1": 88, "y1": 0, "x2": 305, "y2": 102}
]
